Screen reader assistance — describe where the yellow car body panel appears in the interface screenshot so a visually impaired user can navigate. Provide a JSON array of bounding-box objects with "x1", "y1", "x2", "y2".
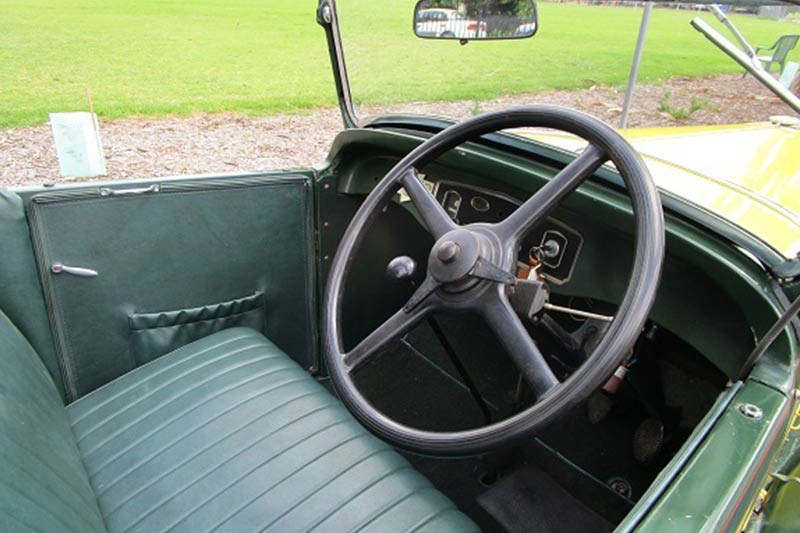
[{"x1": 516, "y1": 122, "x2": 800, "y2": 259}]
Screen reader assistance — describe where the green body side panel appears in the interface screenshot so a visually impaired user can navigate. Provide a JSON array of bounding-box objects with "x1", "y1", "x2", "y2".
[
  {"x1": 0, "y1": 190, "x2": 64, "y2": 398},
  {"x1": 747, "y1": 387, "x2": 800, "y2": 533},
  {"x1": 0, "y1": 310, "x2": 106, "y2": 533},
  {"x1": 25, "y1": 173, "x2": 317, "y2": 400},
  {"x1": 634, "y1": 380, "x2": 791, "y2": 532}
]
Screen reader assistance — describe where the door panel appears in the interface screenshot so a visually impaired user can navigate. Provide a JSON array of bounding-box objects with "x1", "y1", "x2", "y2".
[{"x1": 27, "y1": 173, "x2": 316, "y2": 400}]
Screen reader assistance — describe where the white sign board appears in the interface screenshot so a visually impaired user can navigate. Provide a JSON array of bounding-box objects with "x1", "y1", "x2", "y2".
[{"x1": 49, "y1": 112, "x2": 107, "y2": 178}]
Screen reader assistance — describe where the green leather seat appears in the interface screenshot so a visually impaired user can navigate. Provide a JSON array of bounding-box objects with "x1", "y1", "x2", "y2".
[{"x1": 0, "y1": 313, "x2": 478, "y2": 532}]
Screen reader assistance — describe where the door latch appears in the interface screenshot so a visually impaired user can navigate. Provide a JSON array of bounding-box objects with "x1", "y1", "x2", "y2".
[{"x1": 51, "y1": 263, "x2": 98, "y2": 277}]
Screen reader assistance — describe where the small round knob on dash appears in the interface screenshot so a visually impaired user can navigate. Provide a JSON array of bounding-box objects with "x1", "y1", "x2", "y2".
[
  {"x1": 542, "y1": 239, "x2": 561, "y2": 259},
  {"x1": 386, "y1": 256, "x2": 417, "y2": 281}
]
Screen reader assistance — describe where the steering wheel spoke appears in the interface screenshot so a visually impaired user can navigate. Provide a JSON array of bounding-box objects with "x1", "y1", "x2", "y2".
[
  {"x1": 480, "y1": 287, "x2": 559, "y2": 399},
  {"x1": 343, "y1": 289, "x2": 436, "y2": 372},
  {"x1": 400, "y1": 167, "x2": 457, "y2": 238},
  {"x1": 497, "y1": 144, "x2": 607, "y2": 245}
]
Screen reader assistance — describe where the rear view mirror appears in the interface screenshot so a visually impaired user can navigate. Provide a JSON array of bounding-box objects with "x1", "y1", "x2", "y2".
[{"x1": 414, "y1": 0, "x2": 538, "y2": 41}]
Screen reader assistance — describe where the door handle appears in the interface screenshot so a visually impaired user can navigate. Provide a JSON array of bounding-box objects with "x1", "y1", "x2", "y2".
[
  {"x1": 99, "y1": 184, "x2": 160, "y2": 196},
  {"x1": 51, "y1": 263, "x2": 99, "y2": 277}
]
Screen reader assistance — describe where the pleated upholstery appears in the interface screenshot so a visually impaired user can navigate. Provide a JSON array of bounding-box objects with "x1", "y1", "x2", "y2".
[
  {"x1": 66, "y1": 328, "x2": 477, "y2": 533},
  {"x1": 0, "y1": 310, "x2": 106, "y2": 533}
]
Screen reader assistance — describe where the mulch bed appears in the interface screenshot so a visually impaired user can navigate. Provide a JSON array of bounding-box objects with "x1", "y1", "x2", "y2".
[{"x1": 0, "y1": 74, "x2": 792, "y2": 188}]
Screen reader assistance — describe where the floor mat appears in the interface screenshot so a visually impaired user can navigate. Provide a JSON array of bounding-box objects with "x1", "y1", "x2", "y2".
[{"x1": 477, "y1": 466, "x2": 613, "y2": 533}]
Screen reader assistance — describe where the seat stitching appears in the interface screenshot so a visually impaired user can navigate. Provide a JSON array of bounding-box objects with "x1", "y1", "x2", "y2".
[
  {"x1": 80, "y1": 351, "x2": 275, "y2": 458},
  {"x1": 117, "y1": 409, "x2": 346, "y2": 529},
  {"x1": 305, "y1": 465, "x2": 414, "y2": 533},
  {"x1": 75, "y1": 343, "x2": 267, "y2": 441},
  {"x1": 79, "y1": 351, "x2": 275, "y2": 455},
  {"x1": 1, "y1": 481, "x2": 83, "y2": 533},
  {"x1": 2, "y1": 510, "x2": 42, "y2": 533},
  {"x1": 93, "y1": 372, "x2": 303, "y2": 493},
  {"x1": 297, "y1": 463, "x2": 416, "y2": 533},
  {"x1": 72, "y1": 339, "x2": 264, "y2": 436},
  {"x1": 101, "y1": 389, "x2": 331, "y2": 515},
  {"x1": 406, "y1": 507, "x2": 453, "y2": 532},
  {"x1": 250, "y1": 448, "x2": 396, "y2": 532},
  {"x1": 69, "y1": 333, "x2": 254, "y2": 423},
  {"x1": 0, "y1": 449, "x2": 103, "y2": 530},
  {"x1": 1, "y1": 435, "x2": 100, "y2": 511},
  {"x1": 205, "y1": 433, "x2": 369, "y2": 532},
  {"x1": 88, "y1": 365, "x2": 297, "y2": 480},
  {"x1": 350, "y1": 486, "x2": 438, "y2": 533}
]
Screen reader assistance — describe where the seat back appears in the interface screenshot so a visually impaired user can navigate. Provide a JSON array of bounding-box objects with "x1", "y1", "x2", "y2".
[
  {"x1": 774, "y1": 35, "x2": 799, "y2": 62},
  {"x1": 0, "y1": 310, "x2": 106, "y2": 532}
]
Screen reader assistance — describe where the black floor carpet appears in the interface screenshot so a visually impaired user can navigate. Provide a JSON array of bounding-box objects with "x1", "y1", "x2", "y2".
[{"x1": 477, "y1": 465, "x2": 613, "y2": 533}]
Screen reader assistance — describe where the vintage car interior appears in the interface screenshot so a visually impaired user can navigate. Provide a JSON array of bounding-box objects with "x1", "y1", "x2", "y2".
[{"x1": 1, "y1": 1, "x2": 798, "y2": 532}]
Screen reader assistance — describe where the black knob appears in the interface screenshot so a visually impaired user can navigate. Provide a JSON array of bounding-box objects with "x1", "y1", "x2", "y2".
[{"x1": 386, "y1": 256, "x2": 416, "y2": 281}]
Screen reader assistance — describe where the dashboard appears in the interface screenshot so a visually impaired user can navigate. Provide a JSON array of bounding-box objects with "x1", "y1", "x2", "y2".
[
  {"x1": 434, "y1": 181, "x2": 583, "y2": 285},
  {"x1": 323, "y1": 128, "x2": 777, "y2": 381}
]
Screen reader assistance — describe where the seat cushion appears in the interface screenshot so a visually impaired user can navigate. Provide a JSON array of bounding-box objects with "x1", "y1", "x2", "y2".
[{"x1": 67, "y1": 328, "x2": 477, "y2": 533}]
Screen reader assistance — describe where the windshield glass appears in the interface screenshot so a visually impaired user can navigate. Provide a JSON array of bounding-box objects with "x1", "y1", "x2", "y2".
[
  {"x1": 336, "y1": 0, "x2": 800, "y2": 259},
  {"x1": 337, "y1": 1, "x2": 798, "y2": 123}
]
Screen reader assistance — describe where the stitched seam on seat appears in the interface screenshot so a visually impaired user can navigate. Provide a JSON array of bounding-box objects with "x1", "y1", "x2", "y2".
[
  {"x1": 350, "y1": 486, "x2": 438, "y2": 533},
  {"x1": 117, "y1": 407, "x2": 346, "y2": 529},
  {"x1": 101, "y1": 391, "x2": 332, "y2": 516},
  {"x1": 1, "y1": 435, "x2": 100, "y2": 512},
  {"x1": 75, "y1": 342, "x2": 268, "y2": 442},
  {"x1": 303, "y1": 464, "x2": 416, "y2": 533},
  {"x1": 88, "y1": 365, "x2": 297, "y2": 480},
  {"x1": 93, "y1": 375, "x2": 307, "y2": 496},
  {"x1": 247, "y1": 448, "x2": 397, "y2": 532},
  {"x1": 68, "y1": 332, "x2": 255, "y2": 423},
  {"x1": 1, "y1": 511, "x2": 40, "y2": 533},
  {"x1": 0, "y1": 450, "x2": 103, "y2": 530},
  {"x1": 164, "y1": 421, "x2": 356, "y2": 532},
  {"x1": 81, "y1": 351, "x2": 277, "y2": 461},
  {"x1": 205, "y1": 433, "x2": 369, "y2": 532},
  {"x1": 1, "y1": 481, "x2": 82, "y2": 533},
  {"x1": 79, "y1": 351, "x2": 275, "y2": 455},
  {"x1": 406, "y1": 507, "x2": 454, "y2": 532}
]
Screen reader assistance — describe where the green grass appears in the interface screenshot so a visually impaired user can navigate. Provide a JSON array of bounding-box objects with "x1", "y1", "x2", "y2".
[{"x1": 1, "y1": 0, "x2": 798, "y2": 128}]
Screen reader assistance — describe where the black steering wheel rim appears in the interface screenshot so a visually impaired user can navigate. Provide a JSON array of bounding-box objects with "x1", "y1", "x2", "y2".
[{"x1": 322, "y1": 105, "x2": 665, "y2": 456}]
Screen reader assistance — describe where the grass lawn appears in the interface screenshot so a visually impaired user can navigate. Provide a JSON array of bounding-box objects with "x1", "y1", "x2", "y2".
[{"x1": 1, "y1": 0, "x2": 798, "y2": 128}]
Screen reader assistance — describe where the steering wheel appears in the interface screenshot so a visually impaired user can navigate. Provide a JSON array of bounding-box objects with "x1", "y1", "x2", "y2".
[{"x1": 322, "y1": 106, "x2": 664, "y2": 455}]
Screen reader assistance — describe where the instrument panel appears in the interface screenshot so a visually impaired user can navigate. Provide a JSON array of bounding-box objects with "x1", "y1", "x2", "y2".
[{"x1": 433, "y1": 181, "x2": 583, "y2": 285}]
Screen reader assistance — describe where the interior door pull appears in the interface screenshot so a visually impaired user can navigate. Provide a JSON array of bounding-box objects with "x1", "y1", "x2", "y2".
[
  {"x1": 99, "y1": 184, "x2": 160, "y2": 196},
  {"x1": 51, "y1": 263, "x2": 99, "y2": 277}
]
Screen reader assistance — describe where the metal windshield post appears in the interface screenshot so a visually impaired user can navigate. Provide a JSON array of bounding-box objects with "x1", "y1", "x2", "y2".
[{"x1": 619, "y1": 1, "x2": 653, "y2": 129}]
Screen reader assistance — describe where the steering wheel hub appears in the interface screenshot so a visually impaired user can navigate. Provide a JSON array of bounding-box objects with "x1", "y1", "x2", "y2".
[
  {"x1": 436, "y1": 240, "x2": 460, "y2": 263},
  {"x1": 429, "y1": 228, "x2": 483, "y2": 284}
]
